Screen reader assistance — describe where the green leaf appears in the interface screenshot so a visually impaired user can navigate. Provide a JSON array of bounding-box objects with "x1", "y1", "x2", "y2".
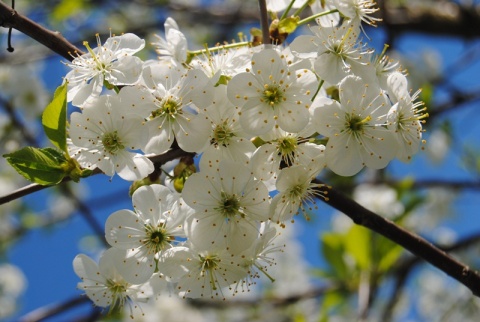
[
  {"x1": 377, "y1": 243, "x2": 403, "y2": 273},
  {"x1": 42, "y1": 82, "x2": 68, "y2": 152},
  {"x1": 4, "y1": 147, "x2": 68, "y2": 185},
  {"x1": 321, "y1": 232, "x2": 348, "y2": 279},
  {"x1": 51, "y1": 0, "x2": 87, "y2": 22},
  {"x1": 345, "y1": 225, "x2": 371, "y2": 270}
]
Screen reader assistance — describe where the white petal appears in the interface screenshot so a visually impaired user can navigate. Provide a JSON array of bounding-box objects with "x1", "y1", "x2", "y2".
[{"x1": 105, "y1": 209, "x2": 144, "y2": 249}]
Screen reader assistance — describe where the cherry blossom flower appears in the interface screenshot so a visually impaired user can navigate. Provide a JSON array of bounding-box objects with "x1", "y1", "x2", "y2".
[
  {"x1": 290, "y1": 23, "x2": 373, "y2": 84},
  {"x1": 334, "y1": 0, "x2": 381, "y2": 29},
  {"x1": 69, "y1": 94, "x2": 154, "y2": 181},
  {"x1": 159, "y1": 244, "x2": 248, "y2": 299},
  {"x1": 65, "y1": 33, "x2": 145, "y2": 107},
  {"x1": 73, "y1": 248, "x2": 165, "y2": 316},
  {"x1": 152, "y1": 17, "x2": 188, "y2": 66},
  {"x1": 270, "y1": 163, "x2": 327, "y2": 224},
  {"x1": 386, "y1": 72, "x2": 427, "y2": 162},
  {"x1": 227, "y1": 48, "x2": 317, "y2": 135},
  {"x1": 182, "y1": 161, "x2": 270, "y2": 253},
  {"x1": 313, "y1": 75, "x2": 396, "y2": 175},
  {"x1": 105, "y1": 184, "x2": 193, "y2": 284},
  {"x1": 199, "y1": 85, "x2": 256, "y2": 170},
  {"x1": 250, "y1": 126, "x2": 325, "y2": 189},
  {"x1": 137, "y1": 63, "x2": 213, "y2": 154}
]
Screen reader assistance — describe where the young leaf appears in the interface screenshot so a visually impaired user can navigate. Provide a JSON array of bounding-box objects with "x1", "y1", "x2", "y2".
[
  {"x1": 344, "y1": 225, "x2": 371, "y2": 270},
  {"x1": 321, "y1": 232, "x2": 348, "y2": 280},
  {"x1": 4, "y1": 147, "x2": 68, "y2": 185},
  {"x1": 42, "y1": 82, "x2": 68, "y2": 152}
]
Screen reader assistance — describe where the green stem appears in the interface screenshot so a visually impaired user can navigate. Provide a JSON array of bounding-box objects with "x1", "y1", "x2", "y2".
[
  {"x1": 186, "y1": 41, "x2": 250, "y2": 60},
  {"x1": 312, "y1": 79, "x2": 324, "y2": 101},
  {"x1": 280, "y1": 0, "x2": 297, "y2": 20},
  {"x1": 297, "y1": 9, "x2": 339, "y2": 26},
  {"x1": 292, "y1": 0, "x2": 311, "y2": 17}
]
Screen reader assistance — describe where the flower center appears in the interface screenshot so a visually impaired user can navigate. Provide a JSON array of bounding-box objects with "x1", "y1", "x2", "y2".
[
  {"x1": 102, "y1": 131, "x2": 124, "y2": 155},
  {"x1": 277, "y1": 136, "x2": 298, "y2": 166},
  {"x1": 105, "y1": 278, "x2": 129, "y2": 312},
  {"x1": 346, "y1": 114, "x2": 371, "y2": 133},
  {"x1": 200, "y1": 254, "x2": 220, "y2": 270},
  {"x1": 216, "y1": 192, "x2": 241, "y2": 218},
  {"x1": 151, "y1": 98, "x2": 181, "y2": 120},
  {"x1": 288, "y1": 183, "x2": 307, "y2": 200},
  {"x1": 212, "y1": 121, "x2": 235, "y2": 147},
  {"x1": 263, "y1": 84, "x2": 284, "y2": 107},
  {"x1": 142, "y1": 223, "x2": 172, "y2": 254}
]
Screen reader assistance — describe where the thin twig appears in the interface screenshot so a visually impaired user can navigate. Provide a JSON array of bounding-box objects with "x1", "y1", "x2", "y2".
[
  {"x1": 0, "y1": 1, "x2": 83, "y2": 61},
  {"x1": 258, "y1": 0, "x2": 270, "y2": 45}
]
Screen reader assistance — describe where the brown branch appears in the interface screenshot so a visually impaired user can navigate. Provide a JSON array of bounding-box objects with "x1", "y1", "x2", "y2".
[
  {"x1": 0, "y1": 1, "x2": 83, "y2": 61},
  {"x1": 316, "y1": 180, "x2": 480, "y2": 297}
]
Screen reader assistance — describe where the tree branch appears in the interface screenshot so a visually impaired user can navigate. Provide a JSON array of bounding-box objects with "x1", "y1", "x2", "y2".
[
  {"x1": 0, "y1": 148, "x2": 193, "y2": 205},
  {"x1": 0, "y1": 1, "x2": 83, "y2": 61},
  {"x1": 316, "y1": 180, "x2": 480, "y2": 297}
]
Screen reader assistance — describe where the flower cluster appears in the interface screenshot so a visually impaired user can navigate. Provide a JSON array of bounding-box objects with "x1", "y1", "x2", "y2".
[{"x1": 69, "y1": 0, "x2": 427, "y2": 314}]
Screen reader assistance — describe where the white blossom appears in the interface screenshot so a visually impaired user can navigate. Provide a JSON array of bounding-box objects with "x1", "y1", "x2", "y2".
[
  {"x1": 182, "y1": 161, "x2": 270, "y2": 253},
  {"x1": 65, "y1": 33, "x2": 145, "y2": 107},
  {"x1": 152, "y1": 17, "x2": 188, "y2": 66},
  {"x1": 73, "y1": 248, "x2": 165, "y2": 316},
  {"x1": 313, "y1": 76, "x2": 396, "y2": 175},
  {"x1": 227, "y1": 48, "x2": 317, "y2": 135},
  {"x1": 105, "y1": 184, "x2": 193, "y2": 284},
  {"x1": 69, "y1": 94, "x2": 154, "y2": 181}
]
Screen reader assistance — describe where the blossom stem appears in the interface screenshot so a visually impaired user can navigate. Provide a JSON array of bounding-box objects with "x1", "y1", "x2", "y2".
[
  {"x1": 297, "y1": 9, "x2": 339, "y2": 26},
  {"x1": 292, "y1": 0, "x2": 311, "y2": 17},
  {"x1": 312, "y1": 79, "x2": 324, "y2": 102},
  {"x1": 280, "y1": 0, "x2": 297, "y2": 20},
  {"x1": 187, "y1": 41, "x2": 250, "y2": 58}
]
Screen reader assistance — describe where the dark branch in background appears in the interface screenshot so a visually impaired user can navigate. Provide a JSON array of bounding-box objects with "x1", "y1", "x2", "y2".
[
  {"x1": 317, "y1": 180, "x2": 480, "y2": 297},
  {"x1": 190, "y1": 284, "x2": 338, "y2": 308},
  {"x1": 378, "y1": 0, "x2": 480, "y2": 39},
  {"x1": 18, "y1": 296, "x2": 98, "y2": 322},
  {"x1": 0, "y1": 97, "x2": 37, "y2": 146},
  {"x1": 0, "y1": 1, "x2": 83, "y2": 60}
]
